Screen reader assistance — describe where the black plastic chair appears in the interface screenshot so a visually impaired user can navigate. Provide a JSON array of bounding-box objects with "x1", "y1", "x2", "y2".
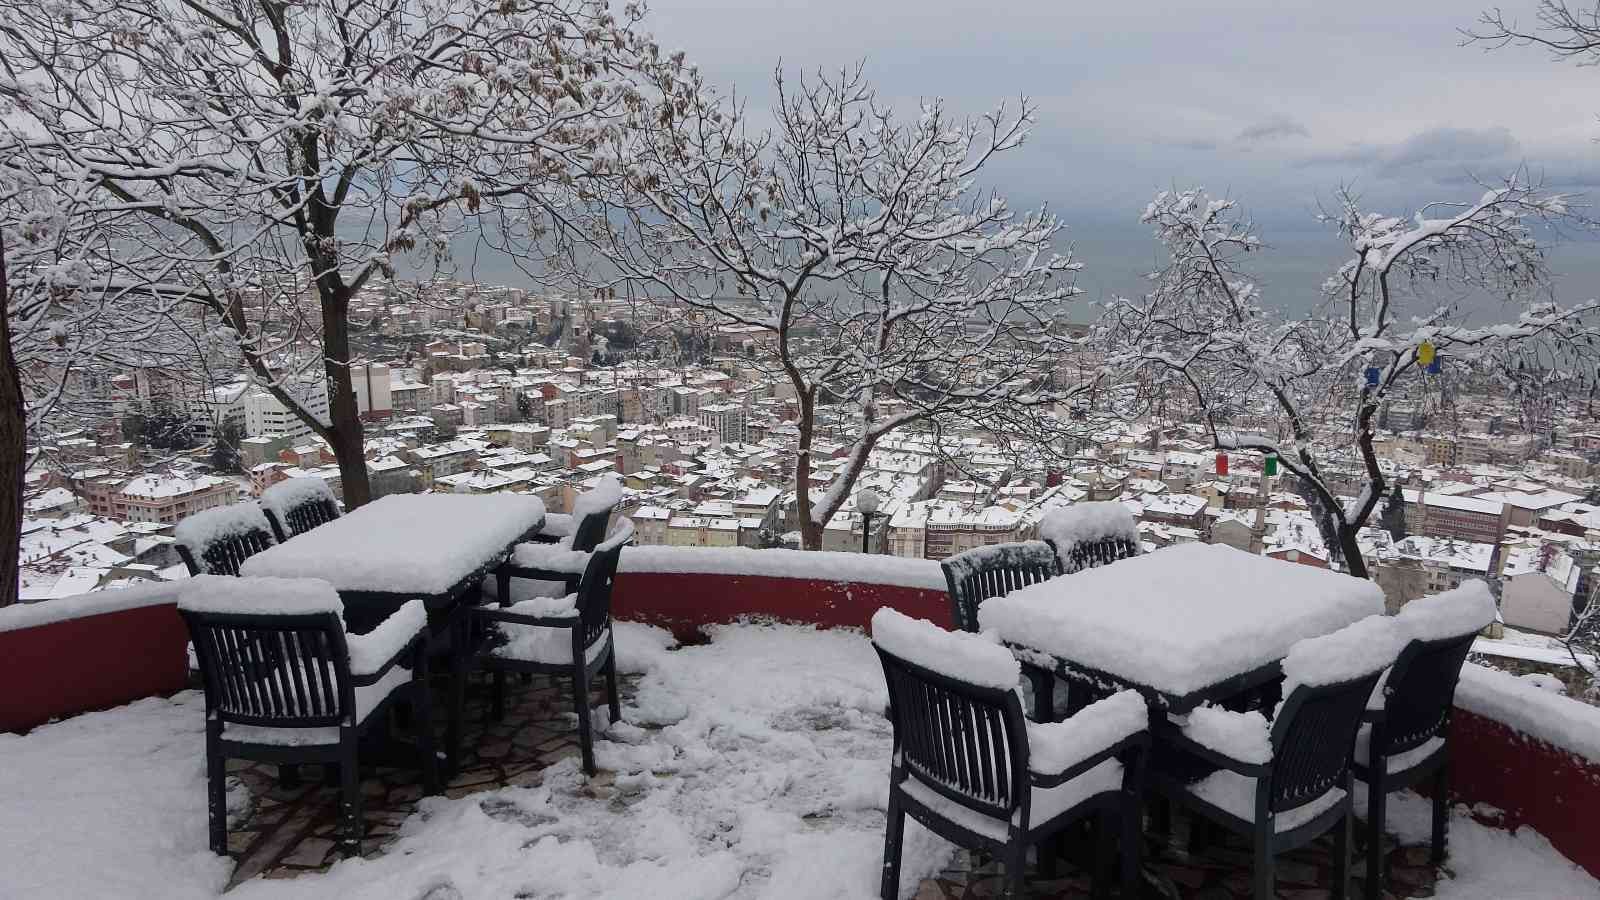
[
  {"x1": 470, "y1": 525, "x2": 629, "y2": 776},
  {"x1": 175, "y1": 502, "x2": 278, "y2": 576},
  {"x1": 1153, "y1": 669, "x2": 1387, "y2": 900},
  {"x1": 1355, "y1": 631, "x2": 1475, "y2": 898},
  {"x1": 941, "y1": 540, "x2": 1062, "y2": 634},
  {"x1": 1047, "y1": 535, "x2": 1142, "y2": 576},
  {"x1": 180, "y1": 588, "x2": 437, "y2": 857},
  {"x1": 941, "y1": 541, "x2": 1064, "y2": 723},
  {"x1": 260, "y1": 477, "x2": 342, "y2": 543},
  {"x1": 494, "y1": 484, "x2": 620, "y2": 599},
  {"x1": 874, "y1": 630, "x2": 1148, "y2": 900},
  {"x1": 1039, "y1": 503, "x2": 1142, "y2": 575}
]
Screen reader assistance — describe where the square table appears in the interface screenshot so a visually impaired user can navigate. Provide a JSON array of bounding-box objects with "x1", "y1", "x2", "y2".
[
  {"x1": 241, "y1": 492, "x2": 546, "y2": 768},
  {"x1": 978, "y1": 542, "x2": 1385, "y2": 716}
]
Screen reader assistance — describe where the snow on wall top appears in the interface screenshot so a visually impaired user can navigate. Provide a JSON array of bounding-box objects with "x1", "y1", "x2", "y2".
[
  {"x1": 0, "y1": 579, "x2": 180, "y2": 633},
  {"x1": 870, "y1": 607, "x2": 1020, "y2": 690},
  {"x1": 617, "y1": 546, "x2": 946, "y2": 591},
  {"x1": 178, "y1": 575, "x2": 343, "y2": 617},
  {"x1": 1456, "y1": 663, "x2": 1600, "y2": 763},
  {"x1": 1038, "y1": 501, "x2": 1138, "y2": 550},
  {"x1": 173, "y1": 502, "x2": 274, "y2": 556},
  {"x1": 1397, "y1": 580, "x2": 1496, "y2": 644},
  {"x1": 260, "y1": 477, "x2": 338, "y2": 524}
]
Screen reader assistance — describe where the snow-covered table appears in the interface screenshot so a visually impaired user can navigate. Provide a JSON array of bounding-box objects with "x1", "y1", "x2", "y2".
[
  {"x1": 240, "y1": 493, "x2": 546, "y2": 627},
  {"x1": 240, "y1": 493, "x2": 545, "y2": 771},
  {"x1": 978, "y1": 542, "x2": 1385, "y2": 714}
]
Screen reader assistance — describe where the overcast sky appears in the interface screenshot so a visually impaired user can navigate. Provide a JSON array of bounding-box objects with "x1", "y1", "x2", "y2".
[{"x1": 632, "y1": 0, "x2": 1600, "y2": 306}]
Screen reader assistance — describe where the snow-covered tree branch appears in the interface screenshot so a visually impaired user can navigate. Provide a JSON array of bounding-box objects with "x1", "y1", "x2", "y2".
[
  {"x1": 1100, "y1": 180, "x2": 1600, "y2": 578},
  {"x1": 567, "y1": 64, "x2": 1099, "y2": 548},
  {"x1": 0, "y1": 0, "x2": 700, "y2": 505}
]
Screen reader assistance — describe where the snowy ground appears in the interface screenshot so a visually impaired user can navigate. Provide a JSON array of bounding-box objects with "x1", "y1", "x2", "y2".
[{"x1": 1, "y1": 620, "x2": 1596, "y2": 899}]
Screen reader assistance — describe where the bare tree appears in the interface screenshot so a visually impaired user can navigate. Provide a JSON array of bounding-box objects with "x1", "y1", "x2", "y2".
[
  {"x1": 572, "y1": 65, "x2": 1095, "y2": 548},
  {"x1": 1101, "y1": 183, "x2": 1600, "y2": 578},
  {"x1": 0, "y1": 0, "x2": 698, "y2": 506},
  {"x1": 1468, "y1": 2, "x2": 1600, "y2": 61}
]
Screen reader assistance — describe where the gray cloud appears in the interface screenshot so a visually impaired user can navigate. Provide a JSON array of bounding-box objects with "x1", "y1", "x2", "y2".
[
  {"x1": 1237, "y1": 115, "x2": 1310, "y2": 143},
  {"x1": 1298, "y1": 126, "x2": 1524, "y2": 180}
]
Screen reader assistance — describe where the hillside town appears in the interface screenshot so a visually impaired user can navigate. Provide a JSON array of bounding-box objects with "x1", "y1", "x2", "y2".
[{"x1": 19, "y1": 277, "x2": 1600, "y2": 693}]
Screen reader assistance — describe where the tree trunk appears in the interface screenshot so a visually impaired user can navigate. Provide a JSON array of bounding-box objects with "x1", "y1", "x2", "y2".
[
  {"x1": 792, "y1": 388, "x2": 823, "y2": 550},
  {"x1": 319, "y1": 284, "x2": 372, "y2": 508},
  {"x1": 1338, "y1": 526, "x2": 1370, "y2": 580},
  {"x1": 0, "y1": 237, "x2": 24, "y2": 607}
]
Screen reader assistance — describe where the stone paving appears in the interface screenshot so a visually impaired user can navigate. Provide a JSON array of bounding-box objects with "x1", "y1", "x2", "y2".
[{"x1": 221, "y1": 672, "x2": 1447, "y2": 898}]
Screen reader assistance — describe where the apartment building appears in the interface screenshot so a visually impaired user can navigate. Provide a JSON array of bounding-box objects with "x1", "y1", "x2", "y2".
[{"x1": 114, "y1": 473, "x2": 237, "y2": 525}]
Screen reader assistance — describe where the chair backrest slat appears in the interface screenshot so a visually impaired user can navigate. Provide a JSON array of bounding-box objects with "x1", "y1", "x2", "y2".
[
  {"x1": 182, "y1": 608, "x2": 353, "y2": 729},
  {"x1": 1380, "y1": 633, "x2": 1475, "y2": 756},
  {"x1": 941, "y1": 541, "x2": 1061, "y2": 633},
  {"x1": 875, "y1": 645, "x2": 1026, "y2": 823},
  {"x1": 1268, "y1": 672, "x2": 1383, "y2": 814},
  {"x1": 1056, "y1": 536, "x2": 1141, "y2": 576}
]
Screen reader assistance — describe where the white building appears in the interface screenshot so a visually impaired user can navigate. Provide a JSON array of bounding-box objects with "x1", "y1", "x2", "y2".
[
  {"x1": 243, "y1": 376, "x2": 331, "y2": 442},
  {"x1": 699, "y1": 403, "x2": 748, "y2": 445},
  {"x1": 350, "y1": 362, "x2": 393, "y2": 420}
]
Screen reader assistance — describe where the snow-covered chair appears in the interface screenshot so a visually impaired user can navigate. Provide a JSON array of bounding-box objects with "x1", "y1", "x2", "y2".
[
  {"x1": 1038, "y1": 501, "x2": 1141, "y2": 575},
  {"x1": 1356, "y1": 582, "x2": 1493, "y2": 898},
  {"x1": 260, "y1": 477, "x2": 341, "y2": 543},
  {"x1": 471, "y1": 520, "x2": 631, "y2": 776},
  {"x1": 871, "y1": 608, "x2": 1149, "y2": 900},
  {"x1": 940, "y1": 541, "x2": 1064, "y2": 723},
  {"x1": 175, "y1": 502, "x2": 278, "y2": 577},
  {"x1": 940, "y1": 540, "x2": 1061, "y2": 634},
  {"x1": 492, "y1": 475, "x2": 622, "y2": 602},
  {"x1": 178, "y1": 577, "x2": 437, "y2": 857},
  {"x1": 1152, "y1": 615, "x2": 1406, "y2": 900}
]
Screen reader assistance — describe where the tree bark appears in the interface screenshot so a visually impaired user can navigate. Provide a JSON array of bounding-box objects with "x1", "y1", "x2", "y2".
[
  {"x1": 0, "y1": 235, "x2": 24, "y2": 607},
  {"x1": 317, "y1": 280, "x2": 372, "y2": 508},
  {"x1": 1338, "y1": 526, "x2": 1370, "y2": 580}
]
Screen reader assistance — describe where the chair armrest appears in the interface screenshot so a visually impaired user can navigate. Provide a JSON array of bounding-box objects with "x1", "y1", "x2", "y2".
[
  {"x1": 1026, "y1": 690, "x2": 1149, "y2": 783},
  {"x1": 474, "y1": 603, "x2": 581, "y2": 629},
  {"x1": 505, "y1": 543, "x2": 590, "y2": 576},
  {"x1": 1031, "y1": 732, "x2": 1150, "y2": 789},
  {"x1": 1154, "y1": 716, "x2": 1271, "y2": 778},
  {"x1": 348, "y1": 600, "x2": 428, "y2": 685}
]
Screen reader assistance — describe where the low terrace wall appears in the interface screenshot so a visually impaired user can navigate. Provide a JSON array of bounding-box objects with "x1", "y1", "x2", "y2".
[
  {"x1": 0, "y1": 582, "x2": 188, "y2": 733},
  {"x1": 2, "y1": 550, "x2": 1597, "y2": 880}
]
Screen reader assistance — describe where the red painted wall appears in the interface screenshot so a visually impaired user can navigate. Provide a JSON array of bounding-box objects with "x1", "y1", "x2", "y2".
[
  {"x1": 0, "y1": 603, "x2": 190, "y2": 734},
  {"x1": 612, "y1": 571, "x2": 951, "y2": 641},
  {"x1": 1448, "y1": 709, "x2": 1600, "y2": 878}
]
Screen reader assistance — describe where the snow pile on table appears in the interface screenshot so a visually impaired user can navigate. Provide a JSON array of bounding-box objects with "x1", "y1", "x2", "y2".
[
  {"x1": 871, "y1": 607, "x2": 1019, "y2": 690},
  {"x1": 619, "y1": 545, "x2": 946, "y2": 590},
  {"x1": 1397, "y1": 580, "x2": 1496, "y2": 643},
  {"x1": 1281, "y1": 614, "x2": 1405, "y2": 697},
  {"x1": 239, "y1": 494, "x2": 545, "y2": 595},
  {"x1": 259, "y1": 477, "x2": 338, "y2": 525},
  {"x1": 1024, "y1": 690, "x2": 1147, "y2": 773},
  {"x1": 175, "y1": 502, "x2": 275, "y2": 555},
  {"x1": 1455, "y1": 663, "x2": 1600, "y2": 762},
  {"x1": 178, "y1": 575, "x2": 343, "y2": 617},
  {"x1": 345, "y1": 600, "x2": 426, "y2": 674},
  {"x1": 978, "y1": 543, "x2": 1385, "y2": 696},
  {"x1": 1038, "y1": 501, "x2": 1137, "y2": 550},
  {"x1": 1181, "y1": 706, "x2": 1273, "y2": 764}
]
